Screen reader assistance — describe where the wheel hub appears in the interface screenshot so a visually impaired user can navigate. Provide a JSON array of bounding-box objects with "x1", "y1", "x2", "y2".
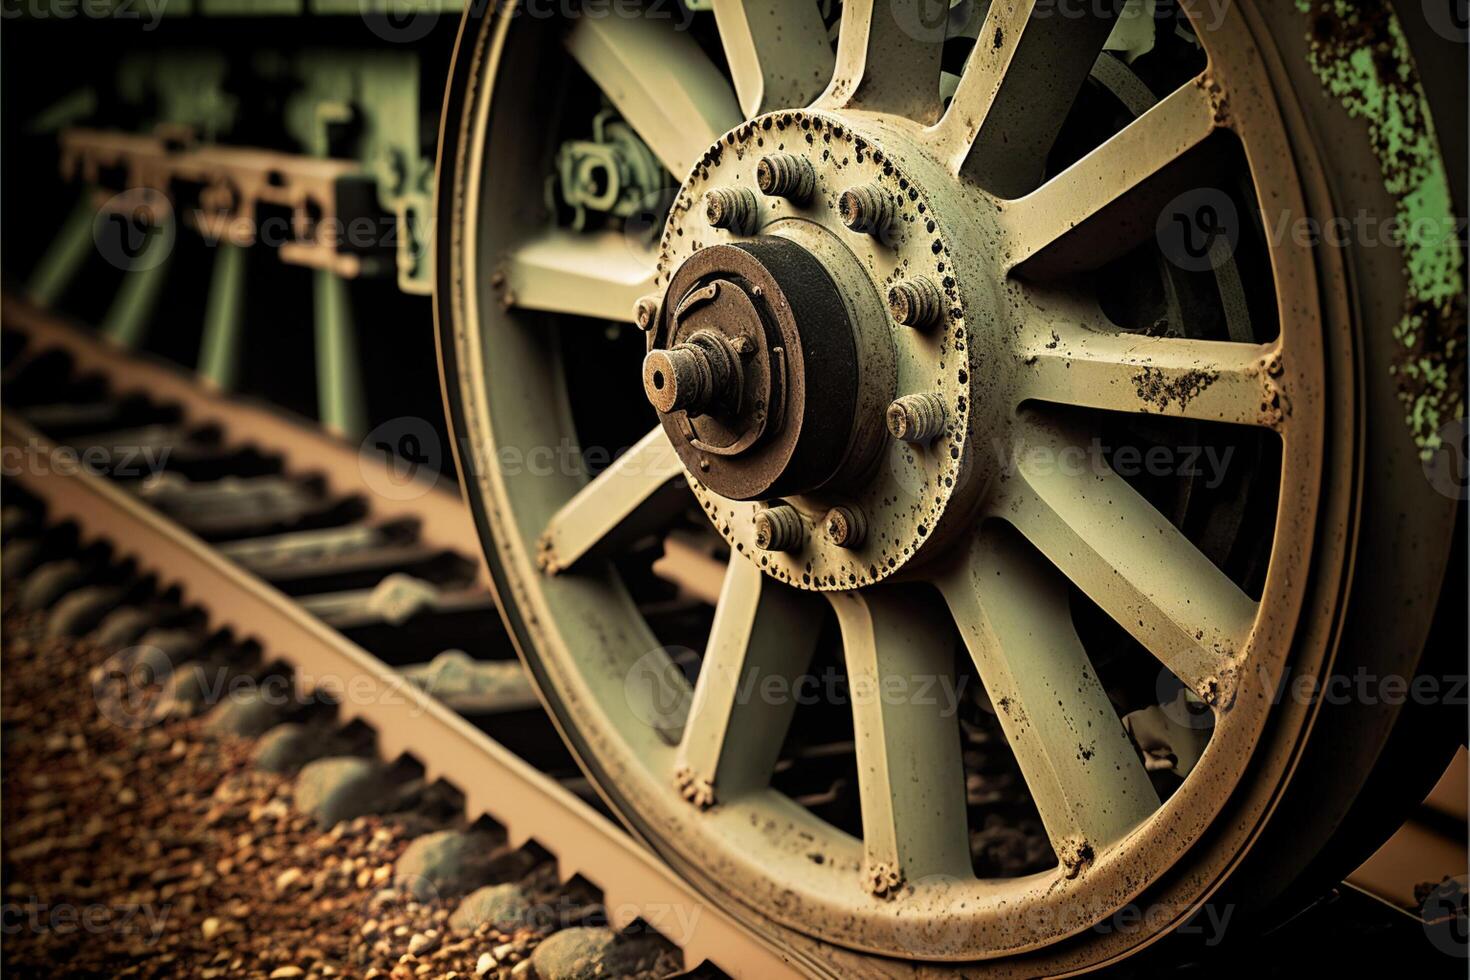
[
  {"x1": 642, "y1": 111, "x2": 997, "y2": 590},
  {"x1": 641, "y1": 239, "x2": 869, "y2": 502}
]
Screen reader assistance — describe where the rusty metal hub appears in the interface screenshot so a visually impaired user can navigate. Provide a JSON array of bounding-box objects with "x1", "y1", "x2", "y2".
[
  {"x1": 645, "y1": 111, "x2": 985, "y2": 589},
  {"x1": 642, "y1": 239, "x2": 870, "y2": 501}
]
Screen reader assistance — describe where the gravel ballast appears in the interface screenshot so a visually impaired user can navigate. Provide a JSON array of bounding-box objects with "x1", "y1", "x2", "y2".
[{"x1": 2, "y1": 597, "x2": 682, "y2": 979}]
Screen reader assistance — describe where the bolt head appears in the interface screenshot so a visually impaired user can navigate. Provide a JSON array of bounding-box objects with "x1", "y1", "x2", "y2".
[
  {"x1": 633, "y1": 295, "x2": 660, "y2": 332},
  {"x1": 824, "y1": 506, "x2": 866, "y2": 549},
  {"x1": 754, "y1": 505, "x2": 804, "y2": 552},
  {"x1": 887, "y1": 393, "x2": 947, "y2": 443},
  {"x1": 838, "y1": 183, "x2": 893, "y2": 238},
  {"x1": 887, "y1": 276, "x2": 943, "y2": 329},
  {"x1": 704, "y1": 187, "x2": 758, "y2": 234}
]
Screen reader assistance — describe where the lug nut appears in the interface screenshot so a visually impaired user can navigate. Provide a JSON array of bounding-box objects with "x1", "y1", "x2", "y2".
[
  {"x1": 633, "y1": 294, "x2": 660, "y2": 332},
  {"x1": 887, "y1": 393, "x2": 948, "y2": 443},
  {"x1": 755, "y1": 505, "x2": 805, "y2": 552},
  {"x1": 824, "y1": 506, "x2": 867, "y2": 549},
  {"x1": 888, "y1": 276, "x2": 944, "y2": 330},
  {"x1": 756, "y1": 153, "x2": 815, "y2": 203},
  {"x1": 839, "y1": 183, "x2": 894, "y2": 238},
  {"x1": 642, "y1": 330, "x2": 739, "y2": 416},
  {"x1": 704, "y1": 187, "x2": 759, "y2": 234}
]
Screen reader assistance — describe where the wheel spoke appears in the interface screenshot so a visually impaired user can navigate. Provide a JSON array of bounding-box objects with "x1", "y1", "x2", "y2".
[
  {"x1": 565, "y1": 13, "x2": 742, "y2": 179},
  {"x1": 938, "y1": 531, "x2": 1158, "y2": 869},
  {"x1": 936, "y1": 0, "x2": 1121, "y2": 195},
  {"x1": 1004, "y1": 76, "x2": 1226, "y2": 276},
  {"x1": 828, "y1": 587, "x2": 971, "y2": 894},
  {"x1": 1013, "y1": 313, "x2": 1287, "y2": 429},
  {"x1": 813, "y1": 0, "x2": 947, "y2": 124},
  {"x1": 538, "y1": 428, "x2": 686, "y2": 574},
  {"x1": 995, "y1": 415, "x2": 1259, "y2": 704},
  {"x1": 712, "y1": 0, "x2": 835, "y2": 118},
  {"x1": 675, "y1": 558, "x2": 824, "y2": 807},
  {"x1": 501, "y1": 230, "x2": 656, "y2": 323}
]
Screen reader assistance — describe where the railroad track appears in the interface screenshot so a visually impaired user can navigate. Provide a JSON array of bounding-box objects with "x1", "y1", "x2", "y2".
[
  {"x1": 6, "y1": 296, "x2": 1462, "y2": 979},
  {"x1": 3, "y1": 2, "x2": 1465, "y2": 975},
  {"x1": 0, "y1": 296, "x2": 799, "y2": 979}
]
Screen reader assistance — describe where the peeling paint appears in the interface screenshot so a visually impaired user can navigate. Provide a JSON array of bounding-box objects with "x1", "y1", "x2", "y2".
[
  {"x1": 1057, "y1": 836, "x2": 1095, "y2": 880},
  {"x1": 1132, "y1": 366, "x2": 1219, "y2": 412},
  {"x1": 864, "y1": 861, "x2": 904, "y2": 899},
  {"x1": 1296, "y1": 0, "x2": 1466, "y2": 458},
  {"x1": 673, "y1": 765, "x2": 716, "y2": 810}
]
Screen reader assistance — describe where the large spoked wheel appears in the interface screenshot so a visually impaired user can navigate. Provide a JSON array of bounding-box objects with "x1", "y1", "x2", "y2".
[{"x1": 436, "y1": 1, "x2": 1464, "y2": 970}]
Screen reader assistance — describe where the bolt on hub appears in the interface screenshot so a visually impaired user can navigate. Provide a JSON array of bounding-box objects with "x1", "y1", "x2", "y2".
[{"x1": 640, "y1": 109, "x2": 984, "y2": 590}]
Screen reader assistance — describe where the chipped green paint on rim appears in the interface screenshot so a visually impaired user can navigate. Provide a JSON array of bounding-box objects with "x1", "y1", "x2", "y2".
[{"x1": 1296, "y1": 0, "x2": 1466, "y2": 457}]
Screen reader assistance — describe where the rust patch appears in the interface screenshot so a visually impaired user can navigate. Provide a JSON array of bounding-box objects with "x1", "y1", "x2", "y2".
[
  {"x1": 534, "y1": 532, "x2": 561, "y2": 576},
  {"x1": 1193, "y1": 70, "x2": 1232, "y2": 128},
  {"x1": 1132, "y1": 366, "x2": 1219, "y2": 412},
  {"x1": 1197, "y1": 662, "x2": 1240, "y2": 713},
  {"x1": 673, "y1": 765, "x2": 716, "y2": 811},
  {"x1": 865, "y1": 862, "x2": 904, "y2": 899},
  {"x1": 1057, "y1": 837, "x2": 1095, "y2": 880},
  {"x1": 1297, "y1": 0, "x2": 1467, "y2": 457}
]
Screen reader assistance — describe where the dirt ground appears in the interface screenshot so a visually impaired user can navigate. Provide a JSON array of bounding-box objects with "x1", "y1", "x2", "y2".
[{"x1": 0, "y1": 603, "x2": 680, "y2": 979}]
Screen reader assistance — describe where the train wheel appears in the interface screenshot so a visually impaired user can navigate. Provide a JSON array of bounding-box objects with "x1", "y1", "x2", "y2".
[{"x1": 435, "y1": 1, "x2": 1464, "y2": 970}]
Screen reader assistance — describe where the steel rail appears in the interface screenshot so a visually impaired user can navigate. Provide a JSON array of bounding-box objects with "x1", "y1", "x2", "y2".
[
  {"x1": 0, "y1": 304, "x2": 804, "y2": 978},
  {"x1": 2, "y1": 297, "x2": 481, "y2": 585}
]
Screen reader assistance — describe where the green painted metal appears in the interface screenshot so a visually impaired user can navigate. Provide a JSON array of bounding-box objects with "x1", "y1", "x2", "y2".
[
  {"x1": 28, "y1": 89, "x2": 98, "y2": 135},
  {"x1": 27, "y1": 195, "x2": 96, "y2": 309},
  {"x1": 198, "y1": 241, "x2": 248, "y2": 390},
  {"x1": 200, "y1": 0, "x2": 301, "y2": 13},
  {"x1": 550, "y1": 109, "x2": 663, "y2": 231},
  {"x1": 312, "y1": 267, "x2": 367, "y2": 439},
  {"x1": 1295, "y1": 0, "x2": 1466, "y2": 457},
  {"x1": 99, "y1": 234, "x2": 172, "y2": 349},
  {"x1": 117, "y1": 53, "x2": 236, "y2": 141},
  {"x1": 288, "y1": 51, "x2": 435, "y2": 294}
]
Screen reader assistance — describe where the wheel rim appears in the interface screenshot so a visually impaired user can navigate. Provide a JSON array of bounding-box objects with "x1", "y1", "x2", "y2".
[{"x1": 437, "y1": 0, "x2": 1348, "y2": 963}]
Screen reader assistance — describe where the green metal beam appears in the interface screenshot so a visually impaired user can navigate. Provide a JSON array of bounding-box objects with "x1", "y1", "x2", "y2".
[
  {"x1": 27, "y1": 196, "x2": 97, "y2": 309},
  {"x1": 99, "y1": 235, "x2": 172, "y2": 348},
  {"x1": 313, "y1": 267, "x2": 366, "y2": 440},
  {"x1": 198, "y1": 242, "x2": 248, "y2": 390}
]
